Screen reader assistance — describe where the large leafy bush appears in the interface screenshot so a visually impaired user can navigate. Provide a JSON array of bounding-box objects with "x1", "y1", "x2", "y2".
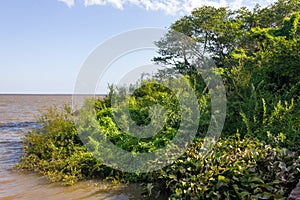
[{"x1": 155, "y1": 135, "x2": 300, "y2": 199}]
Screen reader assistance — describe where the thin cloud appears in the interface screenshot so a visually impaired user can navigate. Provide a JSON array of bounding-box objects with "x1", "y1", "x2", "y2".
[
  {"x1": 58, "y1": 0, "x2": 74, "y2": 8},
  {"x1": 84, "y1": 0, "x2": 124, "y2": 9},
  {"x1": 58, "y1": 0, "x2": 276, "y2": 14}
]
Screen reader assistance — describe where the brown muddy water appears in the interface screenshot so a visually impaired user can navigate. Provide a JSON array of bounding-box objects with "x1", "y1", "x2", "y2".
[{"x1": 0, "y1": 95, "x2": 144, "y2": 200}]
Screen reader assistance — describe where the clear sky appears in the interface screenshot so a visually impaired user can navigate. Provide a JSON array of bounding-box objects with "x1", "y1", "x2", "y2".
[{"x1": 0, "y1": 0, "x2": 276, "y2": 94}]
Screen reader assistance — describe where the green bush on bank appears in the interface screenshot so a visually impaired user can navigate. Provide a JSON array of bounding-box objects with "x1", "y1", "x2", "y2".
[
  {"x1": 17, "y1": 106, "x2": 109, "y2": 185},
  {"x1": 17, "y1": 98, "x2": 300, "y2": 199}
]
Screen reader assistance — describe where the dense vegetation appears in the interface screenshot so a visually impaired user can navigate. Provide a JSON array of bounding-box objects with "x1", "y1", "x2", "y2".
[{"x1": 17, "y1": 0, "x2": 300, "y2": 199}]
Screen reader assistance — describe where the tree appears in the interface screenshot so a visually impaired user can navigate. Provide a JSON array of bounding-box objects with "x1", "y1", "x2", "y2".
[{"x1": 154, "y1": 0, "x2": 300, "y2": 140}]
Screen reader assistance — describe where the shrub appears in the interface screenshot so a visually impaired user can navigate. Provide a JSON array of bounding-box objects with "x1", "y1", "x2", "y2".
[
  {"x1": 16, "y1": 106, "x2": 107, "y2": 185},
  {"x1": 155, "y1": 135, "x2": 300, "y2": 199}
]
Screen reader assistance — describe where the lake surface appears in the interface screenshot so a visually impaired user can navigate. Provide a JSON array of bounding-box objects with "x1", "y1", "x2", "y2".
[{"x1": 0, "y1": 95, "x2": 144, "y2": 200}]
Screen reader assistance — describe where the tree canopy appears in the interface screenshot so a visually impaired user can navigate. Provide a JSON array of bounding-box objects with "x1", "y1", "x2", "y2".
[{"x1": 155, "y1": 0, "x2": 300, "y2": 146}]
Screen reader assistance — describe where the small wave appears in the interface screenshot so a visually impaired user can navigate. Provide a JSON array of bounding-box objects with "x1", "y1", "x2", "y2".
[
  {"x1": 0, "y1": 140, "x2": 22, "y2": 146},
  {"x1": 0, "y1": 122, "x2": 42, "y2": 129},
  {"x1": 0, "y1": 121, "x2": 40, "y2": 169}
]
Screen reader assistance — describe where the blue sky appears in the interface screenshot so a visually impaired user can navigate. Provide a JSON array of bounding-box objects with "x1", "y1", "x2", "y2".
[{"x1": 0, "y1": 0, "x2": 276, "y2": 94}]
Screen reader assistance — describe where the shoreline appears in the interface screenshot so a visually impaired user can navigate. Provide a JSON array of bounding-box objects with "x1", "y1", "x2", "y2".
[{"x1": 0, "y1": 94, "x2": 108, "y2": 96}]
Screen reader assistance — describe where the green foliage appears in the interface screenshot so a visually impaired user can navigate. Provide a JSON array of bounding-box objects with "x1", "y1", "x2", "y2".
[
  {"x1": 240, "y1": 97, "x2": 300, "y2": 150},
  {"x1": 17, "y1": 0, "x2": 300, "y2": 199},
  {"x1": 151, "y1": 1, "x2": 300, "y2": 197},
  {"x1": 155, "y1": 0, "x2": 300, "y2": 150},
  {"x1": 17, "y1": 79, "x2": 209, "y2": 185},
  {"x1": 16, "y1": 106, "x2": 109, "y2": 185},
  {"x1": 93, "y1": 81, "x2": 184, "y2": 153},
  {"x1": 258, "y1": 0, "x2": 300, "y2": 28},
  {"x1": 156, "y1": 135, "x2": 300, "y2": 199}
]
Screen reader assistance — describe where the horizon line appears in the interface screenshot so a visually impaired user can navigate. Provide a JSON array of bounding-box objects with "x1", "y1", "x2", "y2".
[{"x1": 0, "y1": 93, "x2": 108, "y2": 96}]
